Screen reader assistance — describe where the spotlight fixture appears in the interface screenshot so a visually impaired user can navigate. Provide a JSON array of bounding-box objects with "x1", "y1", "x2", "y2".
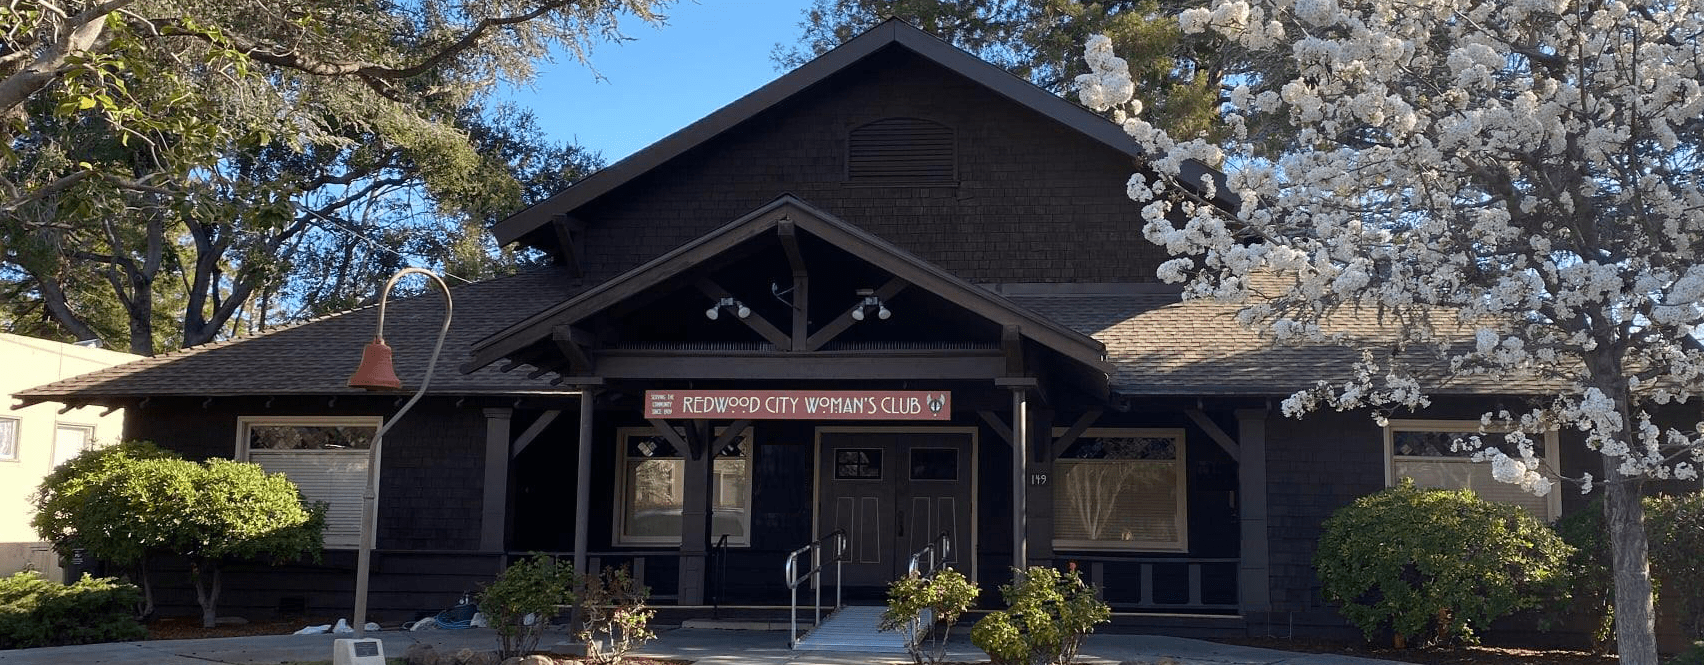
[
  {"x1": 850, "y1": 289, "x2": 892, "y2": 321},
  {"x1": 706, "y1": 297, "x2": 750, "y2": 320}
]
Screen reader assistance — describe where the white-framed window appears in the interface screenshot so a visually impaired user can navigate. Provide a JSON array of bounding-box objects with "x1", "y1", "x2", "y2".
[
  {"x1": 0, "y1": 417, "x2": 18, "y2": 461},
  {"x1": 614, "y1": 426, "x2": 754, "y2": 547},
  {"x1": 51, "y1": 423, "x2": 95, "y2": 467},
  {"x1": 1385, "y1": 419, "x2": 1562, "y2": 522},
  {"x1": 1052, "y1": 428, "x2": 1188, "y2": 552},
  {"x1": 236, "y1": 416, "x2": 381, "y2": 549}
]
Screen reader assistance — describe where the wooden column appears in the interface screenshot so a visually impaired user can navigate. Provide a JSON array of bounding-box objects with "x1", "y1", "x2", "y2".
[
  {"x1": 678, "y1": 422, "x2": 713, "y2": 605},
  {"x1": 480, "y1": 408, "x2": 513, "y2": 552},
  {"x1": 1011, "y1": 388, "x2": 1028, "y2": 573},
  {"x1": 572, "y1": 391, "x2": 597, "y2": 586},
  {"x1": 1025, "y1": 408, "x2": 1055, "y2": 564},
  {"x1": 1236, "y1": 408, "x2": 1272, "y2": 619}
]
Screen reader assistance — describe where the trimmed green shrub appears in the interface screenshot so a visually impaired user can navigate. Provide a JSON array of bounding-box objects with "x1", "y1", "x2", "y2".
[
  {"x1": 479, "y1": 553, "x2": 575, "y2": 659},
  {"x1": 1647, "y1": 491, "x2": 1704, "y2": 640},
  {"x1": 1315, "y1": 479, "x2": 1571, "y2": 647},
  {"x1": 0, "y1": 571, "x2": 146, "y2": 648},
  {"x1": 970, "y1": 566, "x2": 1110, "y2": 665},
  {"x1": 881, "y1": 567, "x2": 980, "y2": 665}
]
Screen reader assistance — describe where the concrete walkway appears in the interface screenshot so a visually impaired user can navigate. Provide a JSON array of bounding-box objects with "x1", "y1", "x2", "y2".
[{"x1": 0, "y1": 627, "x2": 1407, "y2": 665}]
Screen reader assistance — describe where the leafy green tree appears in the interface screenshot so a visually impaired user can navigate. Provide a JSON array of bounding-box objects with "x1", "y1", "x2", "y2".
[
  {"x1": 0, "y1": 0, "x2": 655, "y2": 353},
  {"x1": 776, "y1": 0, "x2": 1227, "y2": 142},
  {"x1": 31, "y1": 442, "x2": 324, "y2": 627}
]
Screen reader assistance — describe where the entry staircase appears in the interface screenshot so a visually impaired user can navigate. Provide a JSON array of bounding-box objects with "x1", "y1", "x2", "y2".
[{"x1": 785, "y1": 530, "x2": 951, "y2": 652}]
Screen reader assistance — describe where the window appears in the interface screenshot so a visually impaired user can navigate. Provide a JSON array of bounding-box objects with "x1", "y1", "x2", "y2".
[
  {"x1": 1385, "y1": 419, "x2": 1561, "y2": 521},
  {"x1": 0, "y1": 417, "x2": 17, "y2": 461},
  {"x1": 51, "y1": 424, "x2": 94, "y2": 467},
  {"x1": 236, "y1": 416, "x2": 380, "y2": 549},
  {"x1": 615, "y1": 427, "x2": 754, "y2": 546},
  {"x1": 1052, "y1": 428, "x2": 1187, "y2": 552}
]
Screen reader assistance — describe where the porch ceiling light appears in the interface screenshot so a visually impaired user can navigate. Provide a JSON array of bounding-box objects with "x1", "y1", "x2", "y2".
[
  {"x1": 343, "y1": 267, "x2": 453, "y2": 645},
  {"x1": 706, "y1": 296, "x2": 751, "y2": 320}
]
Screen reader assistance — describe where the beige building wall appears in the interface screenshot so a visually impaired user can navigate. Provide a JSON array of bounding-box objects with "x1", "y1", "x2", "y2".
[{"x1": 0, "y1": 333, "x2": 139, "y2": 581}]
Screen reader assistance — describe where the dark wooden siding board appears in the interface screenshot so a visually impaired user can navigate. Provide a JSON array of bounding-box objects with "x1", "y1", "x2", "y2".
[{"x1": 570, "y1": 49, "x2": 1163, "y2": 286}]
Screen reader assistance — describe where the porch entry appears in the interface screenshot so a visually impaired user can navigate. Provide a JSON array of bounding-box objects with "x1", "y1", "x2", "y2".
[{"x1": 817, "y1": 428, "x2": 974, "y2": 586}]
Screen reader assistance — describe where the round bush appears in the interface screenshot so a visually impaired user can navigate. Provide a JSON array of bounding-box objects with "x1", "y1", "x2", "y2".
[{"x1": 1315, "y1": 479, "x2": 1572, "y2": 647}]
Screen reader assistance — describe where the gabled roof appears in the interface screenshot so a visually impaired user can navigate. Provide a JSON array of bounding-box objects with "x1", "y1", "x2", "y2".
[
  {"x1": 465, "y1": 195, "x2": 1112, "y2": 376},
  {"x1": 14, "y1": 268, "x2": 589, "y2": 406},
  {"x1": 489, "y1": 18, "x2": 1229, "y2": 248}
]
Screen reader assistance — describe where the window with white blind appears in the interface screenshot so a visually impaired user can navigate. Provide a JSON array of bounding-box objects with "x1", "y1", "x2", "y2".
[
  {"x1": 615, "y1": 427, "x2": 753, "y2": 547},
  {"x1": 0, "y1": 417, "x2": 18, "y2": 461},
  {"x1": 52, "y1": 424, "x2": 94, "y2": 467},
  {"x1": 236, "y1": 416, "x2": 380, "y2": 549},
  {"x1": 1385, "y1": 420, "x2": 1561, "y2": 522},
  {"x1": 1052, "y1": 428, "x2": 1187, "y2": 552}
]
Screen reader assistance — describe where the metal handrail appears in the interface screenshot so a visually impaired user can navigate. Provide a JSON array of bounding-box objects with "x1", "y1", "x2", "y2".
[
  {"x1": 784, "y1": 528, "x2": 847, "y2": 648},
  {"x1": 906, "y1": 530, "x2": 951, "y2": 578},
  {"x1": 711, "y1": 533, "x2": 731, "y2": 618}
]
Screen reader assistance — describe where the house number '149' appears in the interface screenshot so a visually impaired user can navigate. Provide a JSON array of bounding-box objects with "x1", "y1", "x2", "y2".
[{"x1": 1029, "y1": 473, "x2": 1048, "y2": 486}]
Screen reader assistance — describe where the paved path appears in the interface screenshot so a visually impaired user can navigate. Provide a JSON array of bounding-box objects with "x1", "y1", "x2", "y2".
[{"x1": 0, "y1": 627, "x2": 1406, "y2": 664}]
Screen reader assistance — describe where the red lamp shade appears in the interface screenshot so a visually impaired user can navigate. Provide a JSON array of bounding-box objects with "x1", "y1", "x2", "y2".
[{"x1": 348, "y1": 338, "x2": 402, "y2": 390}]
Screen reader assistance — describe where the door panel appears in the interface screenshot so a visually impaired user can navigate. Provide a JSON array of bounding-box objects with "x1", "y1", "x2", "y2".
[{"x1": 820, "y1": 431, "x2": 973, "y2": 587}]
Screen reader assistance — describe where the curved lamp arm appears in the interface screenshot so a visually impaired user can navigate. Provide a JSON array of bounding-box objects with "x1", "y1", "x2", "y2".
[{"x1": 350, "y1": 267, "x2": 452, "y2": 639}]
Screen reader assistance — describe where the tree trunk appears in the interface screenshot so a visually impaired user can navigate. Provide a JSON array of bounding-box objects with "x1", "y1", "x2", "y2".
[
  {"x1": 1604, "y1": 459, "x2": 1659, "y2": 665},
  {"x1": 134, "y1": 561, "x2": 154, "y2": 619},
  {"x1": 189, "y1": 560, "x2": 222, "y2": 629}
]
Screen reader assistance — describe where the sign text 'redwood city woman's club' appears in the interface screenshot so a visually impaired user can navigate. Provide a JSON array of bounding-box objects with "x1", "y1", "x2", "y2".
[{"x1": 645, "y1": 390, "x2": 951, "y2": 420}]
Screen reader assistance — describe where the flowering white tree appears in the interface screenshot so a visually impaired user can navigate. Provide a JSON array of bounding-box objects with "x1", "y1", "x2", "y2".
[{"x1": 1077, "y1": 0, "x2": 1704, "y2": 661}]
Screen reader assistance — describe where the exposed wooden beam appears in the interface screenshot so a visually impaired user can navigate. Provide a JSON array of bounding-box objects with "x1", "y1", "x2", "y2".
[
  {"x1": 552, "y1": 325, "x2": 596, "y2": 374},
  {"x1": 1002, "y1": 325, "x2": 1024, "y2": 376},
  {"x1": 778, "y1": 220, "x2": 809, "y2": 351},
  {"x1": 552, "y1": 215, "x2": 586, "y2": 277},
  {"x1": 1185, "y1": 408, "x2": 1241, "y2": 462},
  {"x1": 511, "y1": 409, "x2": 562, "y2": 458},
  {"x1": 802, "y1": 277, "x2": 908, "y2": 351},
  {"x1": 695, "y1": 279, "x2": 793, "y2": 349},
  {"x1": 709, "y1": 419, "x2": 752, "y2": 455},
  {"x1": 978, "y1": 410, "x2": 1012, "y2": 445},
  {"x1": 646, "y1": 419, "x2": 692, "y2": 458},
  {"x1": 1049, "y1": 408, "x2": 1103, "y2": 460},
  {"x1": 596, "y1": 353, "x2": 1004, "y2": 380}
]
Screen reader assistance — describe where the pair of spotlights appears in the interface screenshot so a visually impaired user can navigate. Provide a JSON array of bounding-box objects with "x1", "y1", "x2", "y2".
[
  {"x1": 851, "y1": 294, "x2": 891, "y2": 321},
  {"x1": 706, "y1": 297, "x2": 750, "y2": 320}
]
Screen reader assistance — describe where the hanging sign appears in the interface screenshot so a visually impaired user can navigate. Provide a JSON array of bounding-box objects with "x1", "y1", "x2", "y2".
[{"x1": 645, "y1": 390, "x2": 951, "y2": 420}]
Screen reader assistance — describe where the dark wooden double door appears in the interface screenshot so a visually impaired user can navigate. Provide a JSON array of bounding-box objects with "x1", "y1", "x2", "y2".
[{"x1": 819, "y1": 430, "x2": 973, "y2": 586}]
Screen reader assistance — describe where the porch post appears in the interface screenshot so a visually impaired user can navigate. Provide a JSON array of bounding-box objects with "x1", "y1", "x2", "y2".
[
  {"x1": 1011, "y1": 388, "x2": 1028, "y2": 572},
  {"x1": 1025, "y1": 408, "x2": 1054, "y2": 564},
  {"x1": 1235, "y1": 408, "x2": 1272, "y2": 622},
  {"x1": 572, "y1": 390, "x2": 597, "y2": 588},
  {"x1": 481, "y1": 408, "x2": 513, "y2": 552},
  {"x1": 678, "y1": 422, "x2": 712, "y2": 605}
]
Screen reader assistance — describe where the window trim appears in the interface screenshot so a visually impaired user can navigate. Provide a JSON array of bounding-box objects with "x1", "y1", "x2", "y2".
[
  {"x1": 235, "y1": 415, "x2": 383, "y2": 550},
  {"x1": 1050, "y1": 427, "x2": 1188, "y2": 553},
  {"x1": 0, "y1": 416, "x2": 19, "y2": 462},
  {"x1": 51, "y1": 422, "x2": 95, "y2": 467},
  {"x1": 612, "y1": 426, "x2": 755, "y2": 548},
  {"x1": 1383, "y1": 418, "x2": 1562, "y2": 521}
]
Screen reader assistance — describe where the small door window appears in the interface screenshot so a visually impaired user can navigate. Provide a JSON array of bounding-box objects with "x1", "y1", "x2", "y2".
[
  {"x1": 909, "y1": 448, "x2": 958, "y2": 481},
  {"x1": 834, "y1": 448, "x2": 883, "y2": 479}
]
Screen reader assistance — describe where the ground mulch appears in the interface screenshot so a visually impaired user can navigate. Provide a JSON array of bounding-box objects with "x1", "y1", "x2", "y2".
[
  {"x1": 146, "y1": 616, "x2": 326, "y2": 640},
  {"x1": 1223, "y1": 637, "x2": 1618, "y2": 665}
]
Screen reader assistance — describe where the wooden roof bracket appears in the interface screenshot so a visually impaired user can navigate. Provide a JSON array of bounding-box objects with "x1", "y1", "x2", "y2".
[
  {"x1": 552, "y1": 215, "x2": 587, "y2": 278},
  {"x1": 696, "y1": 278, "x2": 792, "y2": 349},
  {"x1": 777, "y1": 220, "x2": 809, "y2": 350},
  {"x1": 552, "y1": 325, "x2": 597, "y2": 374},
  {"x1": 802, "y1": 276, "x2": 908, "y2": 351}
]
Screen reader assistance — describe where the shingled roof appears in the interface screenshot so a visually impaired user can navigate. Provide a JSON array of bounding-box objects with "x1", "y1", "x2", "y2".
[
  {"x1": 1011, "y1": 293, "x2": 1555, "y2": 396},
  {"x1": 13, "y1": 267, "x2": 588, "y2": 406}
]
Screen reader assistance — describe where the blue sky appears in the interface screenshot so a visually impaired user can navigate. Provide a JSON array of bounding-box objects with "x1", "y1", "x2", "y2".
[{"x1": 501, "y1": 1, "x2": 818, "y2": 163}]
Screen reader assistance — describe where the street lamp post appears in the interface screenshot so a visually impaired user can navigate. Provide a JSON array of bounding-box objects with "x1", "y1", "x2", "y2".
[{"x1": 345, "y1": 267, "x2": 453, "y2": 642}]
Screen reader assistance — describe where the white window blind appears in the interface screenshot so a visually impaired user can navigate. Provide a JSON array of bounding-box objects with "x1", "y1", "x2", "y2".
[
  {"x1": 1052, "y1": 429, "x2": 1187, "y2": 552},
  {"x1": 237, "y1": 417, "x2": 379, "y2": 549},
  {"x1": 1386, "y1": 421, "x2": 1561, "y2": 521}
]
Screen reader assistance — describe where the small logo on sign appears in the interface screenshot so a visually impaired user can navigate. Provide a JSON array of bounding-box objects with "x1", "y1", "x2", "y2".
[{"x1": 927, "y1": 393, "x2": 945, "y2": 414}]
